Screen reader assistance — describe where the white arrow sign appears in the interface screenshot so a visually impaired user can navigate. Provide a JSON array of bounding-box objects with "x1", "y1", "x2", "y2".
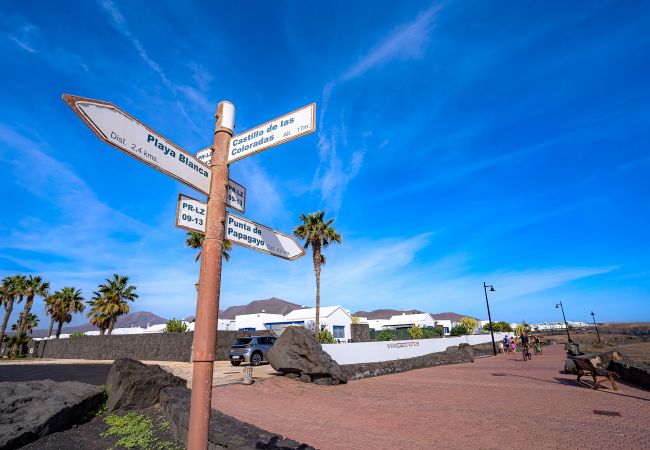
[
  {"x1": 226, "y1": 213, "x2": 304, "y2": 260},
  {"x1": 228, "y1": 103, "x2": 316, "y2": 163},
  {"x1": 176, "y1": 194, "x2": 206, "y2": 234},
  {"x1": 63, "y1": 94, "x2": 211, "y2": 195}
]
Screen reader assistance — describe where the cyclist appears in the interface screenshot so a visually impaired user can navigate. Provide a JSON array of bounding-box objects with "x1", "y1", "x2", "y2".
[
  {"x1": 520, "y1": 332, "x2": 530, "y2": 359},
  {"x1": 533, "y1": 335, "x2": 542, "y2": 355}
]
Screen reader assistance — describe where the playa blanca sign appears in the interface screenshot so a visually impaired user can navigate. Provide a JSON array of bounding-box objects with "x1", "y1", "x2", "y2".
[
  {"x1": 63, "y1": 95, "x2": 211, "y2": 195},
  {"x1": 226, "y1": 212, "x2": 305, "y2": 260},
  {"x1": 227, "y1": 103, "x2": 316, "y2": 163}
]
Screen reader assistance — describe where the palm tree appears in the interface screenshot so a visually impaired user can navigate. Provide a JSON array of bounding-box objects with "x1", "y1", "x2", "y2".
[
  {"x1": 52, "y1": 287, "x2": 85, "y2": 338},
  {"x1": 96, "y1": 274, "x2": 138, "y2": 335},
  {"x1": 17, "y1": 275, "x2": 49, "y2": 337},
  {"x1": 44, "y1": 293, "x2": 59, "y2": 338},
  {"x1": 294, "y1": 211, "x2": 342, "y2": 338},
  {"x1": 9, "y1": 312, "x2": 38, "y2": 358},
  {"x1": 185, "y1": 231, "x2": 232, "y2": 262},
  {"x1": 87, "y1": 292, "x2": 111, "y2": 336},
  {"x1": 0, "y1": 275, "x2": 26, "y2": 347}
]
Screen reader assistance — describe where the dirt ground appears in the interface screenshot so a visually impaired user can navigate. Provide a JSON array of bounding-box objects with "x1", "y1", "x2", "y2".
[{"x1": 540, "y1": 332, "x2": 650, "y2": 365}]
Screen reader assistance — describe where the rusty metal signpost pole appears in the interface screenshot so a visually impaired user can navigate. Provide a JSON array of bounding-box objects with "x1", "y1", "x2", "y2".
[{"x1": 187, "y1": 101, "x2": 234, "y2": 450}]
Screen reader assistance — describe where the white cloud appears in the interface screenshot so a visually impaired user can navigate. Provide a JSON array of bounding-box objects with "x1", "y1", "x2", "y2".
[
  {"x1": 340, "y1": 4, "x2": 442, "y2": 82},
  {"x1": 313, "y1": 4, "x2": 442, "y2": 212},
  {"x1": 99, "y1": 0, "x2": 207, "y2": 136}
]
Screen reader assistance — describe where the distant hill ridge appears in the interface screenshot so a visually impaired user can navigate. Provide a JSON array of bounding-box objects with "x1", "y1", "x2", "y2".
[
  {"x1": 219, "y1": 297, "x2": 307, "y2": 320},
  {"x1": 30, "y1": 311, "x2": 168, "y2": 338},
  {"x1": 352, "y1": 309, "x2": 475, "y2": 321}
]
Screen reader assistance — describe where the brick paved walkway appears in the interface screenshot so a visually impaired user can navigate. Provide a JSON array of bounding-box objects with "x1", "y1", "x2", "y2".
[{"x1": 211, "y1": 345, "x2": 650, "y2": 449}]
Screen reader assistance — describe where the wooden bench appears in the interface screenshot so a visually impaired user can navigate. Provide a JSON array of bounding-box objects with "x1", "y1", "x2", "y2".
[{"x1": 570, "y1": 357, "x2": 619, "y2": 391}]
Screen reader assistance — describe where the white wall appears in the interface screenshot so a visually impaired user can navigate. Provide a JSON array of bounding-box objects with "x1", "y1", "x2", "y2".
[{"x1": 322, "y1": 333, "x2": 508, "y2": 365}]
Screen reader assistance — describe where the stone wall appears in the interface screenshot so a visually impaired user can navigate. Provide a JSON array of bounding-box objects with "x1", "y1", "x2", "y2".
[
  {"x1": 30, "y1": 330, "x2": 271, "y2": 362},
  {"x1": 350, "y1": 323, "x2": 370, "y2": 343},
  {"x1": 608, "y1": 360, "x2": 650, "y2": 389},
  {"x1": 341, "y1": 344, "x2": 476, "y2": 380}
]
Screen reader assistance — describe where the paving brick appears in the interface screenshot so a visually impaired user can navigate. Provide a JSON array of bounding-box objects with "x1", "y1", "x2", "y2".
[{"x1": 211, "y1": 345, "x2": 650, "y2": 449}]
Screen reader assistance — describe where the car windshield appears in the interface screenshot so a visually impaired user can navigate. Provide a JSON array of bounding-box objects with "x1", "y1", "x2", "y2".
[{"x1": 234, "y1": 338, "x2": 252, "y2": 345}]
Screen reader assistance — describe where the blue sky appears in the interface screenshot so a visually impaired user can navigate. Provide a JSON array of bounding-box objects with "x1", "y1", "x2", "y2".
[{"x1": 1, "y1": 1, "x2": 649, "y2": 327}]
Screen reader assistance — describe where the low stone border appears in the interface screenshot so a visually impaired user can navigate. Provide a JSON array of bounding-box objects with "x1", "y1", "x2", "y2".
[
  {"x1": 608, "y1": 360, "x2": 650, "y2": 389},
  {"x1": 159, "y1": 386, "x2": 314, "y2": 449}
]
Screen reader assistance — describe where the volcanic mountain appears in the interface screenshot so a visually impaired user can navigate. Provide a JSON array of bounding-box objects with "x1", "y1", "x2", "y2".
[{"x1": 219, "y1": 297, "x2": 307, "y2": 320}]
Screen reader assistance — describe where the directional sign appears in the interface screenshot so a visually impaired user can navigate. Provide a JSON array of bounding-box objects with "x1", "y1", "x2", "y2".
[
  {"x1": 226, "y1": 179, "x2": 246, "y2": 213},
  {"x1": 63, "y1": 94, "x2": 211, "y2": 195},
  {"x1": 196, "y1": 147, "x2": 212, "y2": 165},
  {"x1": 226, "y1": 213, "x2": 304, "y2": 260},
  {"x1": 228, "y1": 103, "x2": 316, "y2": 163},
  {"x1": 176, "y1": 194, "x2": 206, "y2": 234}
]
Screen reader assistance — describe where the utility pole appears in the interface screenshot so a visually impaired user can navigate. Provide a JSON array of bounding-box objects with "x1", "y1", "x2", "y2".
[
  {"x1": 591, "y1": 311, "x2": 601, "y2": 343},
  {"x1": 187, "y1": 102, "x2": 234, "y2": 450},
  {"x1": 483, "y1": 282, "x2": 497, "y2": 356}
]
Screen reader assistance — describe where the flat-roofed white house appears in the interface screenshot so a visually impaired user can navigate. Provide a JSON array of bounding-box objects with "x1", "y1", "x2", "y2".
[
  {"x1": 433, "y1": 319, "x2": 455, "y2": 336},
  {"x1": 232, "y1": 313, "x2": 285, "y2": 331},
  {"x1": 264, "y1": 306, "x2": 352, "y2": 341},
  {"x1": 367, "y1": 313, "x2": 436, "y2": 331}
]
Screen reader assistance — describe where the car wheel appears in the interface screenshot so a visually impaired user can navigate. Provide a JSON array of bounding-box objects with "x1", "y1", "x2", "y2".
[
  {"x1": 251, "y1": 352, "x2": 263, "y2": 366},
  {"x1": 230, "y1": 360, "x2": 241, "y2": 366}
]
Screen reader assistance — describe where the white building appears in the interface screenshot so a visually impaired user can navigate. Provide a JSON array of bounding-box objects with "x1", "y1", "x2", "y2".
[
  {"x1": 434, "y1": 320, "x2": 455, "y2": 336},
  {"x1": 382, "y1": 313, "x2": 436, "y2": 330},
  {"x1": 264, "y1": 306, "x2": 352, "y2": 342},
  {"x1": 232, "y1": 313, "x2": 284, "y2": 331},
  {"x1": 218, "y1": 319, "x2": 236, "y2": 330}
]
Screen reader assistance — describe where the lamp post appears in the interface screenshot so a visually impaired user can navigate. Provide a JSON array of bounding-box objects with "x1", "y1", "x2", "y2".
[
  {"x1": 555, "y1": 301, "x2": 572, "y2": 343},
  {"x1": 591, "y1": 311, "x2": 601, "y2": 343},
  {"x1": 483, "y1": 282, "x2": 497, "y2": 356}
]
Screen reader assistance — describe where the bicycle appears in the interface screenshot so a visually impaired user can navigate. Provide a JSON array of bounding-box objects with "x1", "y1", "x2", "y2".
[{"x1": 522, "y1": 344, "x2": 532, "y2": 361}]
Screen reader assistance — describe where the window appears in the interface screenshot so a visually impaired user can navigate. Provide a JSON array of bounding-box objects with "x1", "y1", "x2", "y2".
[{"x1": 333, "y1": 326, "x2": 345, "y2": 339}]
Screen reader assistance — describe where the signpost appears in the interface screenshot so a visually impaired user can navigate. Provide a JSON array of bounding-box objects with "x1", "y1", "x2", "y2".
[
  {"x1": 196, "y1": 146, "x2": 212, "y2": 165},
  {"x1": 63, "y1": 95, "x2": 211, "y2": 195},
  {"x1": 228, "y1": 103, "x2": 316, "y2": 163},
  {"x1": 226, "y1": 178, "x2": 246, "y2": 213},
  {"x1": 64, "y1": 93, "x2": 314, "y2": 450},
  {"x1": 176, "y1": 198, "x2": 303, "y2": 260},
  {"x1": 176, "y1": 194, "x2": 207, "y2": 234},
  {"x1": 225, "y1": 213, "x2": 304, "y2": 260}
]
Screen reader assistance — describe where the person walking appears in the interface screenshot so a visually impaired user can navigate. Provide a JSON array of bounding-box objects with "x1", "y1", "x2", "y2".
[
  {"x1": 510, "y1": 336, "x2": 517, "y2": 353},
  {"x1": 503, "y1": 335, "x2": 510, "y2": 354}
]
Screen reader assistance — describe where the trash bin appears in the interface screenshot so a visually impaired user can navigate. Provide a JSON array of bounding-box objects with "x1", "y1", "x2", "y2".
[{"x1": 243, "y1": 367, "x2": 254, "y2": 385}]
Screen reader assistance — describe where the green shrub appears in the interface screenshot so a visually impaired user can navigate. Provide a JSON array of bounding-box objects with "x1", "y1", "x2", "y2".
[
  {"x1": 70, "y1": 332, "x2": 86, "y2": 338},
  {"x1": 164, "y1": 319, "x2": 188, "y2": 333},
  {"x1": 422, "y1": 327, "x2": 442, "y2": 339},
  {"x1": 318, "y1": 329, "x2": 335, "y2": 344},
  {"x1": 377, "y1": 330, "x2": 395, "y2": 341},
  {"x1": 482, "y1": 321, "x2": 513, "y2": 332},
  {"x1": 450, "y1": 324, "x2": 469, "y2": 336},
  {"x1": 407, "y1": 324, "x2": 424, "y2": 339}
]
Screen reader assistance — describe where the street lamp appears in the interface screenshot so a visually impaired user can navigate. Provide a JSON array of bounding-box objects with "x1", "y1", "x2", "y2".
[
  {"x1": 483, "y1": 282, "x2": 497, "y2": 356},
  {"x1": 591, "y1": 311, "x2": 601, "y2": 343},
  {"x1": 555, "y1": 301, "x2": 572, "y2": 343}
]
